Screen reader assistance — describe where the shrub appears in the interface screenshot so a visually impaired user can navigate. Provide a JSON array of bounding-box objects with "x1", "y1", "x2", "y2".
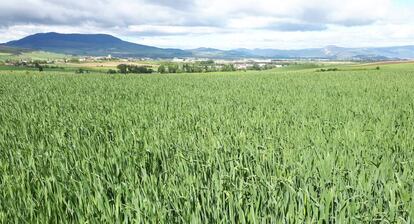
[
  {"x1": 107, "y1": 69, "x2": 117, "y2": 74},
  {"x1": 75, "y1": 68, "x2": 89, "y2": 74}
]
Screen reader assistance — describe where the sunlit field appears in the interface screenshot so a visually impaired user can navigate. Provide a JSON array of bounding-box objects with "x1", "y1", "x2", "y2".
[{"x1": 1, "y1": 67, "x2": 413, "y2": 222}]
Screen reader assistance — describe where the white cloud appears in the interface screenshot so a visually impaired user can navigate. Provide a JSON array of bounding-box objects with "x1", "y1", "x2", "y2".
[{"x1": 0, "y1": 0, "x2": 413, "y2": 49}]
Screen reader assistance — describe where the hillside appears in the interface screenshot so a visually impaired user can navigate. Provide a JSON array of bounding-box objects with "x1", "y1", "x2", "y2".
[
  {"x1": 4, "y1": 33, "x2": 414, "y2": 59},
  {"x1": 5, "y1": 32, "x2": 190, "y2": 58},
  {"x1": 0, "y1": 45, "x2": 31, "y2": 55},
  {"x1": 190, "y1": 45, "x2": 414, "y2": 60}
]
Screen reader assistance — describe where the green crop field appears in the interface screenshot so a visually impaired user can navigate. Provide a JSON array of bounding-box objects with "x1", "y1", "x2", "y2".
[
  {"x1": 0, "y1": 51, "x2": 70, "y2": 62},
  {"x1": 1, "y1": 66, "x2": 414, "y2": 222}
]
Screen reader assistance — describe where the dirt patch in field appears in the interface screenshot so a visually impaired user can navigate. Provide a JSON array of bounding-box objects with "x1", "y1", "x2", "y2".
[{"x1": 65, "y1": 61, "x2": 155, "y2": 68}]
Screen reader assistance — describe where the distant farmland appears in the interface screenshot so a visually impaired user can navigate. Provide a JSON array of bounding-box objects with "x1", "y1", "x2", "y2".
[{"x1": 0, "y1": 66, "x2": 413, "y2": 222}]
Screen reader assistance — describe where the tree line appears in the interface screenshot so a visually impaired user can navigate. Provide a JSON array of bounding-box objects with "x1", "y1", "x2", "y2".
[
  {"x1": 116, "y1": 64, "x2": 154, "y2": 74},
  {"x1": 110, "y1": 62, "x2": 237, "y2": 74},
  {"x1": 109, "y1": 62, "x2": 283, "y2": 74},
  {"x1": 157, "y1": 63, "x2": 237, "y2": 74}
]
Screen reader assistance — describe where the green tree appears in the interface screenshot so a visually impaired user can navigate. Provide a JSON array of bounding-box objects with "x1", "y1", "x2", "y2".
[
  {"x1": 222, "y1": 64, "x2": 236, "y2": 72},
  {"x1": 34, "y1": 62, "x2": 43, "y2": 72},
  {"x1": 251, "y1": 63, "x2": 261, "y2": 71},
  {"x1": 168, "y1": 64, "x2": 178, "y2": 73},
  {"x1": 158, "y1": 65, "x2": 166, "y2": 73},
  {"x1": 117, "y1": 64, "x2": 128, "y2": 74}
]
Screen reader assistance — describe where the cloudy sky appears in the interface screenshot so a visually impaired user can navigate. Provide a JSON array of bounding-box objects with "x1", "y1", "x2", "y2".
[{"x1": 0, "y1": 0, "x2": 413, "y2": 49}]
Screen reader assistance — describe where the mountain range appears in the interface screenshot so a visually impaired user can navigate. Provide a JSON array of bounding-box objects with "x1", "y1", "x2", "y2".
[
  {"x1": 4, "y1": 32, "x2": 189, "y2": 58},
  {"x1": 2, "y1": 32, "x2": 414, "y2": 60}
]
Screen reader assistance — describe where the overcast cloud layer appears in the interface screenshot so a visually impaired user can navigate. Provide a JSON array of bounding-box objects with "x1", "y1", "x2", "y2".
[{"x1": 0, "y1": 0, "x2": 413, "y2": 49}]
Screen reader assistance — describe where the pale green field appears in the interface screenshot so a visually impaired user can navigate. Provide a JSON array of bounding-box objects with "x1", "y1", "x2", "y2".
[
  {"x1": 0, "y1": 51, "x2": 70, "y2": 61},
  {"x1": 0, "y1": 53, "x2": 13, "y2": 61}
]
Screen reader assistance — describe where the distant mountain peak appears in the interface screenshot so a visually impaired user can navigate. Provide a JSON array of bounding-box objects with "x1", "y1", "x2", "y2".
[
  {"x1": 191, "y1": 47, "x2": 221, "y2": 51},
  {"x1": 323, "y1": 45, "x2": 344, "y2": 51},
  {"x1": 5, "y1": 32, "x2": 189, "y2": 58},
  {"x1": 3, "y1": 32, "x2": 414, "y2": 59},
  {"x1": 324, "y1": 45, "x2": 341, "y2": 48}
]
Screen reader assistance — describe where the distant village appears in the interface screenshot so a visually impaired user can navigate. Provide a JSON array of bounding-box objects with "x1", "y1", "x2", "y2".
[{"x1": 4, "y1": 54, "x2": 292, "y2": 73}]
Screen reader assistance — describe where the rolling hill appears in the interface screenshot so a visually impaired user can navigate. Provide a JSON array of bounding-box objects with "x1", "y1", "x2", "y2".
[
  {"x1": 0, "y1": 45, "x2": 32, "y2": 55},
  {"x1": 190, "y1": 45, "x2": 414, "y2": 60},
  {"x1": 4, "y1": 32, "x2": 414, "y2": 59},
  {"x1": 5, "y1": 32, "x2": 190, "y2": 58}
]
